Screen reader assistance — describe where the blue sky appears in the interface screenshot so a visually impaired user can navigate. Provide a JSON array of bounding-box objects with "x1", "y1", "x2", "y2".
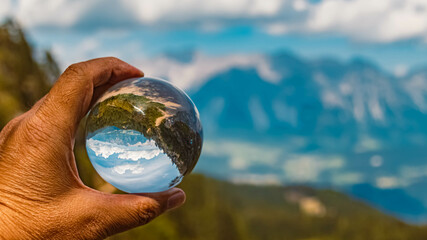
[
  {"x1": 7, "y1": 1, "x2": 427, "y2": 220},
  {"x1": 2, "y1": 0, "x2": 427, "y2": 77}
]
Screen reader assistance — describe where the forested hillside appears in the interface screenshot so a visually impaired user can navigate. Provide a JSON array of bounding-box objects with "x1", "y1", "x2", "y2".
[
  {"x1": 0, "y1": 19, "x2": 59, "y2": 126},
  {"x1": 112, "y1": 174, "x2": 427, "y2": 240}
]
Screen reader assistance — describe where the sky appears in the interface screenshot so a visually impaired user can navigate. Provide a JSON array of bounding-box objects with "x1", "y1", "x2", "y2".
[
  {"x1": 6, "y1": 1, "x2": 427, "y2": 220},
  {"x1": 2, "y1": 0, "x2": 427, "y2": 81}
]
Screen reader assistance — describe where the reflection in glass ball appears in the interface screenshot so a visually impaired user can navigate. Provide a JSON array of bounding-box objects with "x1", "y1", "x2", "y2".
[{"x1": 85, "y1": 77, "x2": 203, "y2": 193}]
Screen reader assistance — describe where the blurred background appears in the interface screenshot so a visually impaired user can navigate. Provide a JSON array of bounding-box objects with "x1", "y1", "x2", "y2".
[{"x1": 3, "y1": 0, "x2": 427, "y2": 239}]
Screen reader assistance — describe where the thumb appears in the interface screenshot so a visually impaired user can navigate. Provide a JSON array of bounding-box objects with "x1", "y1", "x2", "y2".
[{"x1": 81, "y1": 188, "x2": 186, "y2": 239}]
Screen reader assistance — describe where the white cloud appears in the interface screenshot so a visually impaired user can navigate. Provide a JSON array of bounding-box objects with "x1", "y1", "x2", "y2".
[
  {"x1": 87, "y1": 138, "x2": 162, "y2": 161},
  {"x1": 306, "y1": 0, "x2": 427, "y2": 42},
  {"x1": 230, "y1": 173, "x2": 281, "y2": 185},
  {"x1": 353, "y1": 135, "x2": 382, "y2": 153},
  {"x1": 370, "y1": 155, "x2": 383, "y2": 167},
  {"x1": 123, "y1": 0, "x2": 283, "y2": 23},
  {"x1": 375, "y1": 176, "x2": 409, "y2": 189},
  {"x1": 293, "y1": 0, "x2": 308, "y2": 12},
  {"x1": 369, "y1": 165, "x2": 427, "y2": 189},
  {"x1": 87, "y1": 138, "x2": 126, "y2": 159},
  {"x1": 400, "y1": 165, "x2": 427, "y2": 180},
  {"x1": 5, "y1": 0, "x2": 285, "y2": 29},
  {"x1": 113, "y1": 164, "x2": 144, "y2": 174},
  {"x1": 50, "y1": 38, "x2": 281, "y2": 91},
  {"x1": 94, "y1": 152, "x2": 182, "y2": 192},
  {"x1": 283, "y1": 155, "x2": 344, "y2": 182},
  {"x1": 137, "y1": 52, "x2": 281, "y2": 90},
  {"x1": 330, "y1": 172, "x2": 364, "y2": 185},
  {"x1": 203, "y1": 140, "x2": 283, "y2": 170},
  {"x1": 15, "y1": 0, "x2": 90, "y2": 28},
  {"x1": 3, "y1": 0, "x2": 427, "y2": 43},
  {"x1": 0, "y1": 0, "x2": 12, "y2": 19},
  {"x1": 394, "y1": 64, "x2": 408, "y2": 77},
  {"x1": 266, "y1": 23, "x2": 291, "y2": 35}
]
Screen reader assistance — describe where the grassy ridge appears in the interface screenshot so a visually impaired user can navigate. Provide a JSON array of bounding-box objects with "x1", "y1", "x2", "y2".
[
  {"x1": 86, "y1": 93, "x2": 165, "y2": 136},
  {"x1": 108, "y1": 174, "x2": 427, "y2": 240}
]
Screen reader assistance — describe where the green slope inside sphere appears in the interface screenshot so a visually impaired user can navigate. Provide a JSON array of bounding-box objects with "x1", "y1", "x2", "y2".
[{"x1": 86, "y1": 93, "x2": 202, "y2": 175}]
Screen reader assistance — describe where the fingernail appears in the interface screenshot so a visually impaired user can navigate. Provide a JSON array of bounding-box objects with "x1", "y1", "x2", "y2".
[{"x1": 167, "y1": 190, "x2": 186, "y2": 210}]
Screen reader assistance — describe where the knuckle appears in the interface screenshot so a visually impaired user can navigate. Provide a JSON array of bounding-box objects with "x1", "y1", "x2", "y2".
[
  {"x1": 0, "y1": 114, "x2": 25, "y2": 137},
  {"x1": 19, "y1": 115, "x2": 51, "y2": 144},
  {"x1": 134, "y1": 201, "x2": 161, "y2": 225},
  {"x1": 63, "y1": 63, "x2": 87, "y2": 78},
  {"x1": 22, "y1": 114, "x2": 69, "y2": 149},
  {"x1": 102, "y1": 56, "x2": 125, "y2": 68},
  {"x1": 81, "y1": 212, "x2": 110, "y2": 240},
  {"x1": 105, "y1": 56, "x2": 120, "y2": 63},
  {"x1": 0, "y1": 114, "x2": 26, "y2": 152}
]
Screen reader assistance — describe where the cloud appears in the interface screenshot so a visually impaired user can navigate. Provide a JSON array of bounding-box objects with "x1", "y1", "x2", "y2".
[
  {"x1": 394, "y1": 64, "x2": 409, "y2": 77},
  {"x1": 375, "y1": 176, "x2": 409, "y2": 189},
  {"x1": 283, "y1": 155, "x2": 344, "y2": 182},
  {"x1": 202, "y1": 140, "x2": 283, "y2": 170},
  {"x1": 372, "y1": 165, "x2": 427, "y2": 189},
  {"x1": 370, "y1": 155, "x2": 384, "y2": 167},
  {"x1": 330, "y1": 172, "x2": 364, "y2": 185},
  {"x1": 136, "y1": 52, "x2": 281, "y2": 90},
  {"x1": 94, "y1": 153, "x2": 182, "y2": 192},
  {"x1": 113, "y1": 164, "x2": 144, "y2": 174},
  {"x1": 0, "y1": 0, "x2": 12, "y2": 19},
  {"x1": 8, "y1": 0, "x2": 286, "y2": 29},
  {"x1": 86, "y1": 137, "x2": 163, "y2": 161},
  {"x1": 305, "y1": 0, "x2": 427, "y2": 42},
  {"x1": 47, "y1": 33, "x2": 280, "y2": 90},
  {"x1": 123, "y1": 0, "x2": 284, "y2": 24},
  {"x1": 265, "y1": 22, "x2": 292, "y2": 35},
  {"x1": 400, "y1": 165, "x2": 427, "y2": 181},
  {"x1": 230, "y1": 173, "x2": 282, "y2": 185},
  {"x1": 353, "y1": 135, "x2": 383, "y2": 153},
  {"x1": 4, "y1": 0, "x2": 427, "y2": 43},
  {"x1": 15, "y1": 0, "x2": 91, "y2": 28}
]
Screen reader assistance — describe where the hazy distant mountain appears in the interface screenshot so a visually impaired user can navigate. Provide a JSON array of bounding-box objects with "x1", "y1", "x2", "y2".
[
  {"x1": 189, "y1": 51, "x2": 427, "y2": 222},
  {"x1": 193, "y1": 51, "x2": 427, "y2": 143}
]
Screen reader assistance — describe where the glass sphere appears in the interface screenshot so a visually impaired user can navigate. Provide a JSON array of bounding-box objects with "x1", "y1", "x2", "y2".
[{"x1": 85, "y1": 77, "x2": 203, "y2": 193}]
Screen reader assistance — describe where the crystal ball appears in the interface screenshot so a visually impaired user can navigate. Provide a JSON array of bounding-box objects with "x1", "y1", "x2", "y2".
[{"x1": 85, "y1": 77, "x2": 203, "y2": 193}]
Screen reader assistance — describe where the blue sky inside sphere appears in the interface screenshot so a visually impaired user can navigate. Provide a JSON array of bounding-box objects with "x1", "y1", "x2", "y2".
[{"x1": 86, "y1": 127, "x2": 182, "y2": 193}]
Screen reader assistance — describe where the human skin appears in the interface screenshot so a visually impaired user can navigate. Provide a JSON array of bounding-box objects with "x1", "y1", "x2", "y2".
[{"x1": 0, "y1": 57, "x2": 186, "y2": 239}]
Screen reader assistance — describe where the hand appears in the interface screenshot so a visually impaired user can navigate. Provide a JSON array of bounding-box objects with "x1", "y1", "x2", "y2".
[{"x1": 0, "y1": 57, "x2": 186, "y2": 240}]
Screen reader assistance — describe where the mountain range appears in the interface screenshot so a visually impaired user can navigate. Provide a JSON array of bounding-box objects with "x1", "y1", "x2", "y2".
[{"x1": 184, "y1": 51, "x2": 427, "y2": 222}]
